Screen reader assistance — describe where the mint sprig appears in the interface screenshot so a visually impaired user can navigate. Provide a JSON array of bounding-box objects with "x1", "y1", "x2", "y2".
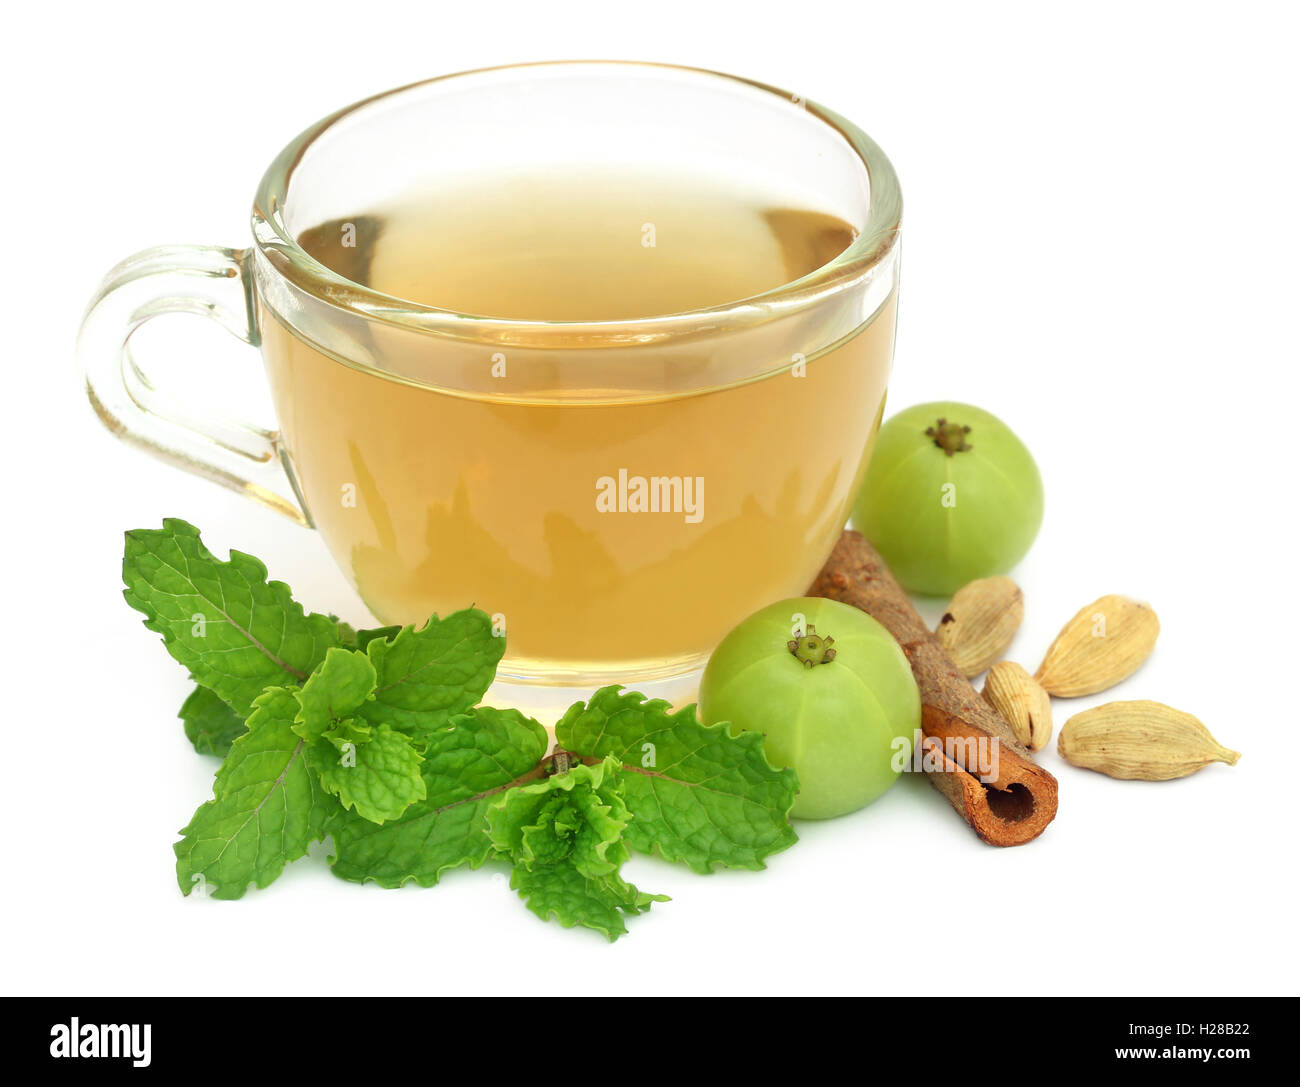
[{"x1": 125, "y1": 520, "x2": 799, "y2": 939}]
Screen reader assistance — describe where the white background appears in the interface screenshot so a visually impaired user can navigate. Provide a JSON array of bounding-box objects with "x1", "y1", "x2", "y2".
[{"x1": 3, "y1": 0, "x2": 1297, "y2": 997}]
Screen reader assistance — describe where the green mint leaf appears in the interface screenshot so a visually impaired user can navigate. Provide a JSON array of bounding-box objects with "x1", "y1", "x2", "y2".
[
  {"x1": 289, "y1": 646, "x2": 422, "y2": 823},
  {"x1": 354, "y1": 625, "x2": 403, "y2": 649},
  {"x1": 334, "y1": 619, "x2": 403, "y2": 650},
  {"x1": 308, "y1": 722, "x2": 425, "y2": 824},
  {"x1": 283, "y1": 645, "x2": 424, "y2": 823},
  {"x1": 508, "y1": 862, "x2": 662, "y2": 943},
  {"x1": 293, "y1": 647, "x2": 377, "y2": 742},
  {"x1": 320, "y1": 718, "x2": 372, "y2": 749},
  {"x1": 179, "y1": 685, "x2": 245, "y2": 757},
  {"x1": 123, "y1": 519, "x2": 339, "y2": 715},
  {"x1": 329, "y1": 706, "x2": 546, "y2": 887},
  {"x1": 359, "y1": 609, "x2": 505, "y2": 737},
  {"x1": 486, "y1": 757, "x2": 666, "y2": 942},
  {"x1": 555, "y1": 686, "x2": 799, "y2": 874},
  {"x1": 175, "y1": 686, "x2": 332, "y2": 899}
]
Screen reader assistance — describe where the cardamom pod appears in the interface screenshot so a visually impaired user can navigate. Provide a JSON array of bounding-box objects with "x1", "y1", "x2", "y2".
[
  {"x1": 1058, "y1": 700, "x2": 1239, "y2": 780},
  {"x1": 1034, "y1": 594, "x2": 1159, "y2": 696},
  {"x1": 935, "y1": 576, "x2": 1024, "y2": 677},
  {"x1": 982, "y1": 661, "x2": 1052, "y2": 751}
]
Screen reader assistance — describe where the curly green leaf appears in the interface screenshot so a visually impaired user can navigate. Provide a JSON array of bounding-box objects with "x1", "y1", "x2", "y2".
[
  {"x1": 486, "y1": 756, "x2": 667, "y2": 941},
  {"x1": 309, "y1": 722, "x2": 426, "y2": 824}
]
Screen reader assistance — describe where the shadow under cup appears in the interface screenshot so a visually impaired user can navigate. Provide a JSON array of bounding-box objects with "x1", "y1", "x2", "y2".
[{"x1": 82, "y1": 62, "x2": 902, "y2": 715}]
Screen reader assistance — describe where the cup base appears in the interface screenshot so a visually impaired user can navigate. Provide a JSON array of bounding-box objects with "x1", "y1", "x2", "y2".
[{"x1": 482, "y1": 665, "x2": 705, "y2": 731}]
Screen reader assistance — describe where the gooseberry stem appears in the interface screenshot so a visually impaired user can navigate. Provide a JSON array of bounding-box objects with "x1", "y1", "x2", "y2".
[
  {"x1": 925, "y1": 418, "x2": 972, "y2": 456},
  {"x1": 788, "y1": 625, "x2": 836, "y2": 668}
]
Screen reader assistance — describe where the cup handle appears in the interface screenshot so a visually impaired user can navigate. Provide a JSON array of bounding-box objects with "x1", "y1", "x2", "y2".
[{"x1": 77, "y1": 244, "x2": 313, "y2": 527}]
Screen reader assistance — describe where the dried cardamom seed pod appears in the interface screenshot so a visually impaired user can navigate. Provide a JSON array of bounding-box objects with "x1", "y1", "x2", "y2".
[
  {"x1": 935, "y1": 576, "x2": 1024, "y2": 677},
  {"x1": 1058, "y1": 700, "x2": 1239, "y2": 780},
  {"x1": 982, "y1": 661, "x2": 1052, "y2": 751},
  {"x1": 1034, "y1": 594, "x2": 1159, "y2": 697}
]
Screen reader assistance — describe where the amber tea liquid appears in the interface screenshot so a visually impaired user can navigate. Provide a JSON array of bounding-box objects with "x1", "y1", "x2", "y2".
[{"x1": 261, "y1": 171, "x2": 896, "y2": 683}]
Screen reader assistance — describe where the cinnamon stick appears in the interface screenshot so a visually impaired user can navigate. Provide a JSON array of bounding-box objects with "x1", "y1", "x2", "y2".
[{"x1": 809, "y1": 531, "x2": 1058, "y2": 845}]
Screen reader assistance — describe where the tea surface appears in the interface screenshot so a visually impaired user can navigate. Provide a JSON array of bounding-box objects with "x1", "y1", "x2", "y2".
[{"x1": 298, "y1": 170, "x2": 857, "y2": 320}]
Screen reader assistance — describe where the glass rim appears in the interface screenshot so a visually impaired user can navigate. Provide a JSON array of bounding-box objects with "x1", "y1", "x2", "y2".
[{"x1": 251, "y1": 60, "x2": 903, "y2": 344}]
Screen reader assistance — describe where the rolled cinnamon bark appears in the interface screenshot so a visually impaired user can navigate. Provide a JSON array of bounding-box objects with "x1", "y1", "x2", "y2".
[{"x1": 809, "y1": 531, "x2": 1058, "y2": 845}]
